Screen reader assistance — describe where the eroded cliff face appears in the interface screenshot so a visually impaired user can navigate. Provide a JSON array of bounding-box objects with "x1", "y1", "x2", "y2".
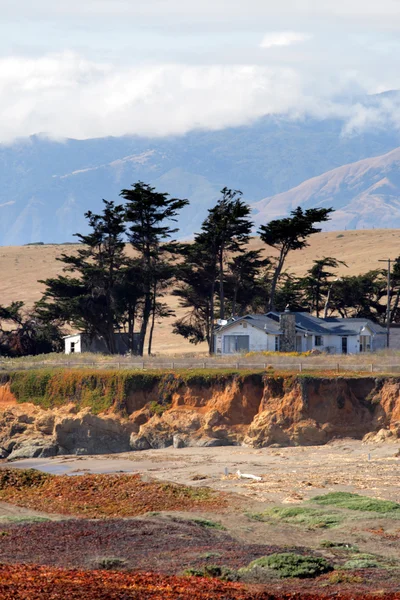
[{"x1": 0, "y1": 375, "x2": 399, "y2": 459}]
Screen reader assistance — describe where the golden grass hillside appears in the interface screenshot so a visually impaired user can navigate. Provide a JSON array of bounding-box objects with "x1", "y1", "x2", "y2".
[{"x1": 1, "y1": 229, "x2": 399, "y2": 354}]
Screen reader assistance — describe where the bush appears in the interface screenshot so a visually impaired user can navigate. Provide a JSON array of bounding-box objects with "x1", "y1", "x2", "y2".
[
  {"x1": 0, "y1": 468, "x2": 50, "y2": 490},
  {"x1": 183, "y1": 565, "x2": 237, "y2": 581},
  {"x1": 92, "y1": 556, "x2": 127, "y2": 570},
  {"x1": 342, "y1": 558, "x2": 378, "y2": 569},
  {"x1": 312, "y1": 492, "x2": 400, "y2": 514},
  {"x1": 190, "y1": 518, "x2": 226, "y2": 530},
  {"x1": 249, "y1": 506, "x2": 343, "y2": 529},
  {"x1": 240, "y1": 553, "x2": 333, "y2": 579}
]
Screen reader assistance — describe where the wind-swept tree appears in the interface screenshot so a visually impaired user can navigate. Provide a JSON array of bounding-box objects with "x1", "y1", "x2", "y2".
[
  {"x1": 195, "y1": 188, "x2": 253, "y2": 321},
  {"x1": 0, "y1": 302, "x2": 63, "y2": 356},
  {"x1": 259, "y1": 207, "x2": 334, "y2": 311},
  {"x1": 37, "y1": 200, "x2": 128, "y2": 354},
  {"x1": 328, "y1": 270, "x2": 387, "y2": 321},
  {"x1": 301, "y1": 257, "x2": 347, "y2": 317},
  {"x1": 121, "y1": 182, "x2": 188, "y2": 355},
  {"x1": 172, "y1": 242, "x2": 216, "y2": 351},
  {"x1": 225, "y1": 250, "x2": 270, "y2": 317}
]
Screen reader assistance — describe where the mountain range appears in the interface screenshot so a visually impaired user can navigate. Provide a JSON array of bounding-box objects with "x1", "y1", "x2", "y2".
[
  {"x1": 2, "y1": 95, "x2": 400, "y2": 245},
  {"x1": 253, "y1": 146, "x2": 400, "y2": 231}
]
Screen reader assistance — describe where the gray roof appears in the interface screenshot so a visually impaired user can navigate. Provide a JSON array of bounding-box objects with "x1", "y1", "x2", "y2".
[
  {"x1": 215, "y1": 314, "x2": 282, "y2": 335},
  {"x1": 324, "y1": 317, "x2": 386, "y2": 335},
  {"x1": 218, "y1": 312, "x2": 387, "y2": 337}
]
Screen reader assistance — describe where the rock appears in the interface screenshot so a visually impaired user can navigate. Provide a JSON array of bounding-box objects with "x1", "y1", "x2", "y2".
[
  {"x1": 35, "y1": 414, "x2": 55, "y2": 435},
  {"x1": 130, "y1": 434, "x2": 151, "y2": 451},
  {"x1": 173, "y1": 435, "x2": 185, "y2": 449},
  {"x1": 7, "y1": 439, "x2": 58, "y2": 461},
  {"x1": 363, "y1": 428, "x2": 395, "y2": 443},
  {"x1": 0, "y1": 447, "x2": 9, "y2": 459},
  {"x1": 195, "y1": 437, "x2": 230, "y2": 447},
  {"x1": 54, "y1": 412, "x2": 137, "y2": 454}
]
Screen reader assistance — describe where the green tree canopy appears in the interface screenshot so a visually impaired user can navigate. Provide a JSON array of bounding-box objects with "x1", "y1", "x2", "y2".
[{"x1": 259, "y1": 206, "x2": 334, "y2": 311}]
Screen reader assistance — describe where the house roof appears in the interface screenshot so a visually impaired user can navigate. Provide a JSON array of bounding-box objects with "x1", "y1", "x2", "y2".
[
  {"x1": 215, "y1": 315, "x2": 282, "y2": 335},
  {"x1": 217, "y1": 312, "x2": 387, "y2": 337},
  {"x1": 324, "y1": 317, "x2": 387, "y2": 335}
]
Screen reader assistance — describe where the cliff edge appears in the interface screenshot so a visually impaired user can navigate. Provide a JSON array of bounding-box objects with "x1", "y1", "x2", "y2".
[{"x1": 0, "y1": 370, "x2": 398, "y2": 459}]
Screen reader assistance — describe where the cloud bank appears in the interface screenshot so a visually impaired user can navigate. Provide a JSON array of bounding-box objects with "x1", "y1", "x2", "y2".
[
  {"x1": 0, "y1": 51, "x2": 400, "y2": 142},
  {"x1": 2, "y1": 1, "x2": 400, "y2": 141}
]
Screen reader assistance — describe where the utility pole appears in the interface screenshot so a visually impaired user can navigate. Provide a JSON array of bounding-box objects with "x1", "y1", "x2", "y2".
[{"x1": 378, "y1": 258, "x2": 391, "y2": 348}]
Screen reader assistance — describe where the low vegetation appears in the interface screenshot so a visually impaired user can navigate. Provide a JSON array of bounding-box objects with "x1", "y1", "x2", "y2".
[
  {"x1": 0, "y1": 469, "x2": 225, "y2": 518},
  {"x1": 0, "y1": 565, "x2": 252, "y2": 600},
  {"x1": 247, "y1": 506, "x2": 344, "y2": 529},
  {"x1": 238, "y1": 553, "x2": 333, "y2": 579},
  {"x1": 312, "y1": 492, "x2": 400, "y2": 514},
  {"x1": 3, "y1": 368, "x2": 266, "y2": 413}
]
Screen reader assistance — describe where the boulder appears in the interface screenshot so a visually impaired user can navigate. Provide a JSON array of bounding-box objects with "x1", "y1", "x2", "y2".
[{"x1": 7, "y1": 439, "x2": 58, "y2": 461}]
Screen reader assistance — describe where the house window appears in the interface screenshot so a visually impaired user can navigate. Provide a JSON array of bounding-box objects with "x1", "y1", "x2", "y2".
[
  {"x1": 275, "y1": 336, "x2": 280, "y2": 351},
  {"x1": 242, "y1": 322, "x2": 248, "y2": 328},
  {"x1": 223, "y1": 335, "x2": 249, "y2": 354},
  {"x1": 315, "y1": 335, "x2": 323, "y2": 347},
  {"x1": 70, "y1": 342, "x2": 75, "y2": 353}
]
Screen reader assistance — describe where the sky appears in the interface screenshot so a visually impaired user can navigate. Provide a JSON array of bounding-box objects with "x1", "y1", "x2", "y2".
[{"x1": 2, "y1": 0, "x2": 400, "y2": 141}]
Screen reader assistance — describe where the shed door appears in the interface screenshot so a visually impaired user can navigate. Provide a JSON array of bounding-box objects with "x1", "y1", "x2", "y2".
[{"x1": 341, "y1": 337, "x2": 348, "y2": 354}]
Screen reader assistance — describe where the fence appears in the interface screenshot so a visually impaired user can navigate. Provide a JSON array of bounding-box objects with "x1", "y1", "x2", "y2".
[{"x1": 1, "y1": 360, "x2": 400, "y2": 373}]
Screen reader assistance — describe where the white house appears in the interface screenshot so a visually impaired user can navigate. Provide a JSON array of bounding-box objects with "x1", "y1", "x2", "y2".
[
  {"x1": 214, "y1": 311, "x2": 387, "y2": 356},
  {"x1": 64, "y1": 333, "x2": 139, "y2": 355}
]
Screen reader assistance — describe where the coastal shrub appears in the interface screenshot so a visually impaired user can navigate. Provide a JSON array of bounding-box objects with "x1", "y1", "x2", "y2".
[
  {"x1": 0, "y1": 468, "x2": 49, "y2": 490},
  {"x1": 239, "y1": 553, "x2": 333, "y2": 579},
  {"x1": 183, "y1": 565, "x2": 237, "y2": 581},
  {"x1": 92, "y1": 556, "x2": 128, "y2": 570},
  {"x1": 190, "y1": 518, "x2": 226, "y2": 530},
  {"x1": 312, "y1": 492, "x2": 400, "y2": 514},
  {"x1": 248, "y1": 506, "x2": 343, "y2": 529},
  {"x1": 342, "y1": 558, "x2": 378, "y2": 569}
]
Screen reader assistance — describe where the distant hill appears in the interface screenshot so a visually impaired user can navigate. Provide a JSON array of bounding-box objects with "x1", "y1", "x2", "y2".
[
  {"x1": 252, "y1": 146, "x2": 400, "y2": 230},
  {"x1": 1, "y1": 107, "x2": 400, "y2": 245}
]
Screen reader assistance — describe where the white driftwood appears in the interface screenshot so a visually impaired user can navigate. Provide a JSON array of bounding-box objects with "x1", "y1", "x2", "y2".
[{"x1": 236, "y1": 470, "x2": 262, "y2": 481}]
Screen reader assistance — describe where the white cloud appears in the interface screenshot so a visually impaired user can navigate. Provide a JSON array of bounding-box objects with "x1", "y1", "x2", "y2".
[
  {"x1": 0, "y1": 51, "x2": 400, "y2": 142},
  {"x1": 0, "y1": 52, "x2": 307, "y2": 141},
  {"x1": 260, "y1": 32, "x2": 311, "y2": 49}
]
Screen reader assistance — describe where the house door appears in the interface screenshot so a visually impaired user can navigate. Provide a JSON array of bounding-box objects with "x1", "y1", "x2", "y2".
[
  {"x1": 360, "y1": 335, "x2": 371, "y2": 352},
  {"x1": 296, "y1": 336, "x2": 303, "y2": 352},
  {"x1": 341, "y1": 337, "x2": 348, "y2": 354}
]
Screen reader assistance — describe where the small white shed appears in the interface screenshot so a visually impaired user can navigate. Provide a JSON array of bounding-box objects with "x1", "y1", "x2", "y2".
[{"x1": 64, "y1": 333, "x2": 139, "y2": 355}]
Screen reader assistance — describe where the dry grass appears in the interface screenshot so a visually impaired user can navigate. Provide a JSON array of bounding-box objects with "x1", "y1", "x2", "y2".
[{"x1": 0, "y1": 229, "x2": 398, "y2": 355}]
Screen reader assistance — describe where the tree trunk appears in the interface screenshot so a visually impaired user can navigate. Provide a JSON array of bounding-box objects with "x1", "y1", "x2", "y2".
[
  {"x1": 209, "y1": 280, "x2": 215, "y2": 355},
  {"x1": 315, "y1": 279, "x2": 321, "y2": 318},
  {"x1": 219, "y1": 251, "x2": 225, "y2": 320},
  {"x1": 128, "y1": 302, "x2": 136, "y2": 354},
  {"x1": 138, "y1": 292, "x2": 151, "y2": 356},
  {"x1": 147, "y1": 283, "x2": 157, "y2": 356},
  {"x1": 232, "y1": 283, "x2": 238, "y2": 318},
  {"x1": 268, "y1": 253, "x2": 285, "y2": 312}
]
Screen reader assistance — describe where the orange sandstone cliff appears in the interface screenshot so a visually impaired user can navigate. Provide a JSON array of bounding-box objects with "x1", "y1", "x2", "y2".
[{"x1": 0, "y1": 374, "x2": 399, "y2": 459}]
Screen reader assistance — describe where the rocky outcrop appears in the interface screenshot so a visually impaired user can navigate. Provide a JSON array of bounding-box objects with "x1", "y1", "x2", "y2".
[{"x1": 1, "y1": 375, "x2": 400, "y2": 457}]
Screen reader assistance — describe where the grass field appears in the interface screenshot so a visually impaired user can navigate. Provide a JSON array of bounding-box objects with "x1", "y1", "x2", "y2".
[{"x1": 1, "y1": 229, "x2": 399, "y2": 354}]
